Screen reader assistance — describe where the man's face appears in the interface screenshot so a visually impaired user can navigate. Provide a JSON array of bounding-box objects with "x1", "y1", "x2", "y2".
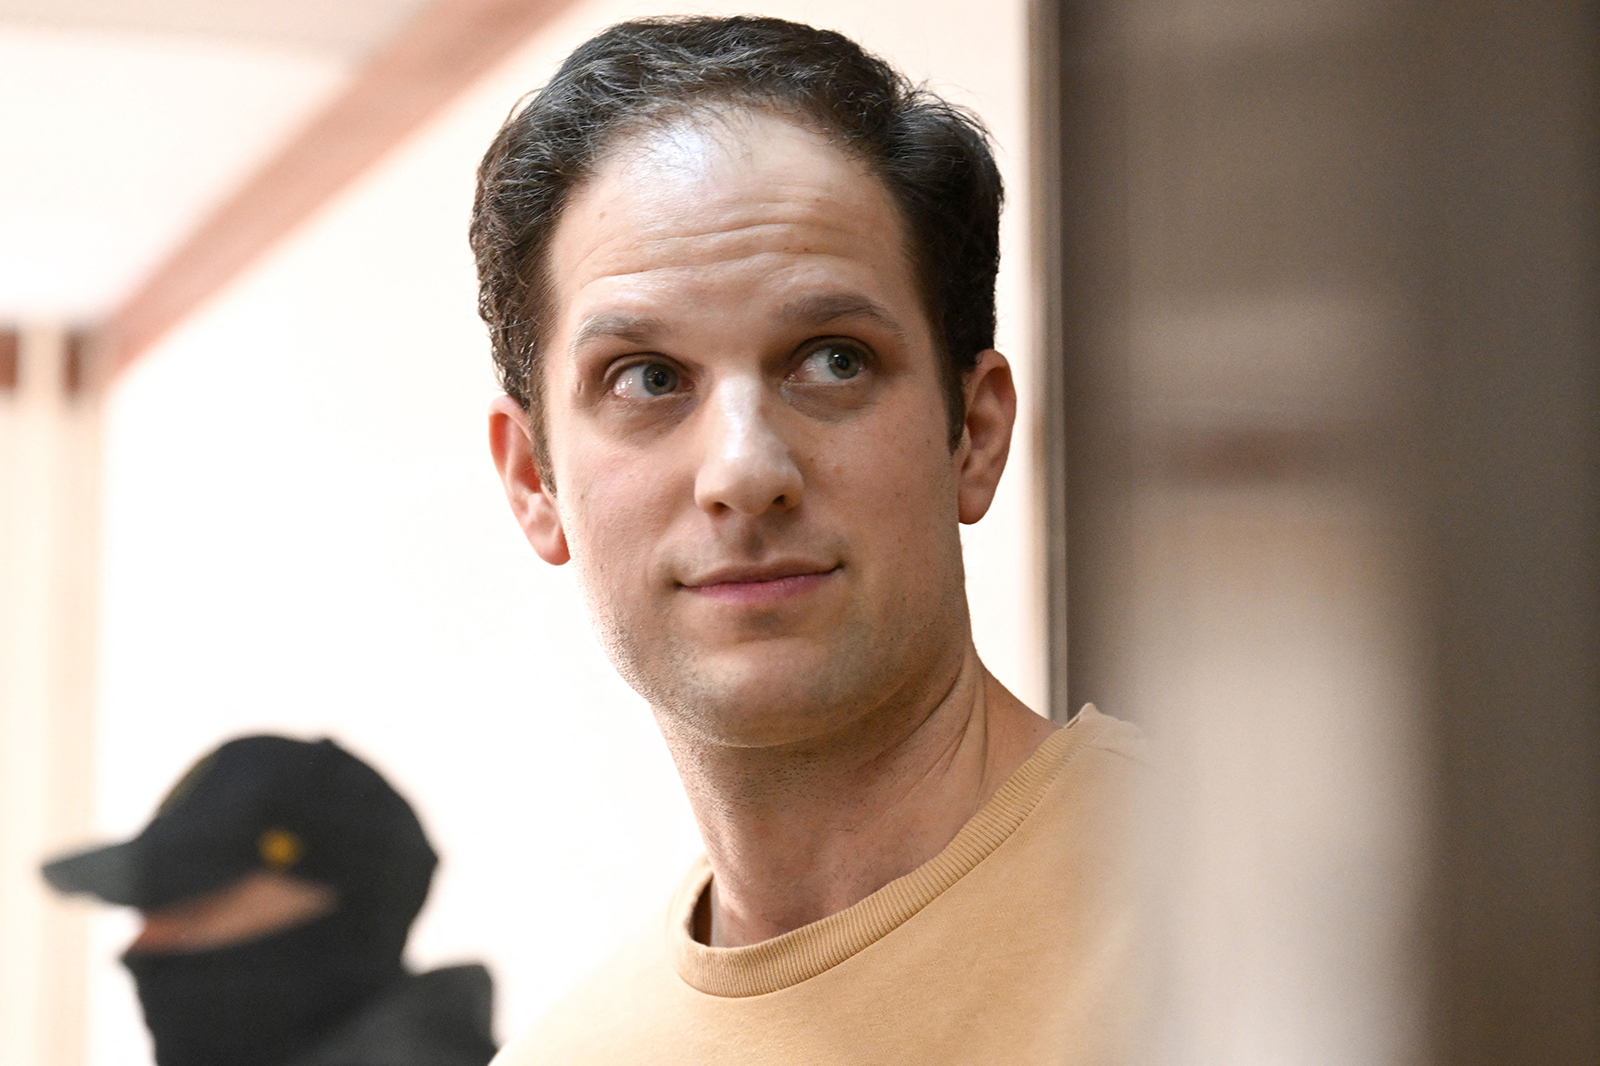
[{"x1": 495, "y1": 109, "x2": 1009, "y2": 748}]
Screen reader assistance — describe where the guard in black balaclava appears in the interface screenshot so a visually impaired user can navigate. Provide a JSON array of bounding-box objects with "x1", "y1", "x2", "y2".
[
  {"x1": 42, "y1": 736, "x2": 497, "y2": 1066},
  {"x1": 123, "y1": 904, "x2": 401, "y2": 1066}
]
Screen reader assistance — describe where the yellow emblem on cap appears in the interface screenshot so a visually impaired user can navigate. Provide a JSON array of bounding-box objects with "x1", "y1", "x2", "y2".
[{"x1": 257, "y1": 828, "x2": 303, "y2": 870}]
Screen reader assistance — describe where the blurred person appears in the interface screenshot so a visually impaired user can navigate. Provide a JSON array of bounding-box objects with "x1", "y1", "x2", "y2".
[
  {"x1": 42, "y1": 735, "x2": 497, "y2": 1066},
  {"x1": 475, "y1": 16, "x2": 1143, "y2": 1065}
]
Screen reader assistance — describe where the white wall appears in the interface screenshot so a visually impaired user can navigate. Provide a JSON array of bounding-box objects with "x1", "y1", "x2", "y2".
[
  {"x1": 89, "y1": 1, "x2": 1039, "y2": 1059},
  {"x1": 0, "y1": 23, "x2": 348, "y2": 321}
]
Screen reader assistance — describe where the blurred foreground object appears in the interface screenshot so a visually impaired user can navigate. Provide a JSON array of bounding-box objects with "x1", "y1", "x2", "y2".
[
  {"x1": 1034, "y1": 0, "x2": 1598, "y2": 1063},
  {"x1": 42, "y1": 736, "x2": 497, "y2": 1066}
]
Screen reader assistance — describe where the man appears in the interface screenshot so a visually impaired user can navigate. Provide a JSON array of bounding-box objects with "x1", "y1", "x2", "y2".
[
  {"x1": 473, "y1": 16, "x2": 1143, "y2": 1064},
  {"x1": 41, "y1": 735, "x2": 498, "y2": 1066}
]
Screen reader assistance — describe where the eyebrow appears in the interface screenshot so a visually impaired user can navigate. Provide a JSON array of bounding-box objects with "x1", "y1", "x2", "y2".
[
  {"x1": 568, "y1": 312, "x2": 668, "y2": 355},
  {"x1": 566, "y1": 291, "x2": 910, "y2": 357},
  {"x1": 779, "y1": 292, "x2": 911, "y2": 343}
]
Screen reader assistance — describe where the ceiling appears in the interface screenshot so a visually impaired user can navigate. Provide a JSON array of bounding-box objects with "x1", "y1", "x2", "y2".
[
  {"x1": 0, "y1": 0, "x2": 432, "y2": 55},
  {"x1": 0, "y1": 0, "x2": 433, "y2": 322}
]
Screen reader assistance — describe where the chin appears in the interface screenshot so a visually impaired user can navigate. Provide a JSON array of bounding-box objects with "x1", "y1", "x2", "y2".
[{"x1": 640, "y1": 638, "x2": 881, "y2": 749}]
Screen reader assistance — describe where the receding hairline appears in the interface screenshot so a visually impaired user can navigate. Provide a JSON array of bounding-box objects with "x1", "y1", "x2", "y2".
[{"x1": 545, "y1": 106, "x2": 934, "y2": 374}]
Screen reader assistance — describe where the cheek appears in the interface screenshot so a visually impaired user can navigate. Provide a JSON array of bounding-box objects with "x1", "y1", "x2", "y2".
[
  {"x1": 558, "y1": 447, "x2": 678, "y2": 589},
  {"x1": 831, "y1": 403, "x2": 961, "y2": 561}
]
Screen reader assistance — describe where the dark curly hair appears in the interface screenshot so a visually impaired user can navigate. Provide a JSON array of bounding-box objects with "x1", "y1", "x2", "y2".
[{"x1": 469, "y1": 15, "x2": 1004, "y2": 477}]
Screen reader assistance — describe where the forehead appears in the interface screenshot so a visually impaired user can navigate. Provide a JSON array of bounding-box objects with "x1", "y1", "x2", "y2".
[{"x1": 544, "y1": 108, "x2": 923, "y2": 340}]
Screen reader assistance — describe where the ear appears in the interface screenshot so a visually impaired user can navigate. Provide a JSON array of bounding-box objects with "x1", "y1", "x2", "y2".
[
  {"x1": 488, "y1": 394, "x2": 569, "y2": 565},
  {"x1": 955, "y1": 349, "x2": 1016, "y2": 524}
]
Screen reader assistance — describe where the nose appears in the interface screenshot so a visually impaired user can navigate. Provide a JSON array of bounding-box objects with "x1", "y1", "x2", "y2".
[{"x1": 693, "y1": 376, "x2": 803, "y2": 517}]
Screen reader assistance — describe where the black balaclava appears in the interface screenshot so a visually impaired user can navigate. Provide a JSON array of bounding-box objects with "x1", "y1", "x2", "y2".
[
  {"x1": 122, "y1": 904, "x2": 405, "y2": 1066},
  {"x1": 43, "y1": 737, "x2": 438, "y2": 1066}
]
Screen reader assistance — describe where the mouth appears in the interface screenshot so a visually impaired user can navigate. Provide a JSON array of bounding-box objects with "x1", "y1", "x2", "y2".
[{"x1": 678, "y1": 562, "x2": 841, "y2": 604}]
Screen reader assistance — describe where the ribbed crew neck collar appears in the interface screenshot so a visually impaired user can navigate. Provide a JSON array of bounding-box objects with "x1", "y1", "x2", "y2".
[{"x1": 669, "y1": 705, "x2": 1107, "y2": 997}]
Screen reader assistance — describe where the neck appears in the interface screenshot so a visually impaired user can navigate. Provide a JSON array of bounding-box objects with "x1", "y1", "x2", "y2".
[{"x1": 665, "y1": 644, "x2": 1057, "y2": 948}]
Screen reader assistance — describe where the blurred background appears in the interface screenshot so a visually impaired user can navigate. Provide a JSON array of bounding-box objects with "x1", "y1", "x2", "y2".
[{"x1": 0, "y1": 1, "x2": 1594, "y2": 1065}]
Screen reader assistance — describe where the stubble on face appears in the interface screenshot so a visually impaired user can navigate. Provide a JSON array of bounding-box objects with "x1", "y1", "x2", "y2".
[{"x1": 540, "y1": 108, "x2": 974, "y2": 753}]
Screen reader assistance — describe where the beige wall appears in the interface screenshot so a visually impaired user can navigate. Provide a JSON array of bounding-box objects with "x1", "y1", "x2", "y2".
[
  {"x1": 1, "y1": 326, "x2": 97, "y2": 1066},
  {"x1": 74, "y1": 3, "x2": 1042, "y2": 1062}
]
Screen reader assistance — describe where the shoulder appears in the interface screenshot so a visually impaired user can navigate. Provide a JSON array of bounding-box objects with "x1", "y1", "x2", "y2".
[
  {"x1": 1002, "y1": 705, "x2": 1145, "y2": 884},
  {"x1": 1072, "y1": 704, "x2": 1149, "y2": 767},
  {"x1": 292, "y1": 965, "x2": 497, "y2": 1066},
  {"x1": 1016, "y1": 704, "x2": 1146, "y2": 811}
]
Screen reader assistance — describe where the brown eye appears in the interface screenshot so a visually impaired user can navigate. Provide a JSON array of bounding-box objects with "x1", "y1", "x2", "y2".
[
  {"x1": 823, "y1": 345, "x2": 861, "y2": 379},
  {"x1": 642, "y1": 364, "x2": 677, "y2": 395}
]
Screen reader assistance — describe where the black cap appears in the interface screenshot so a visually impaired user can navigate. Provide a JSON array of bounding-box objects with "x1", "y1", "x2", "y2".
[{"x1": 41, "y1": 736, "x2": 438, "y2": 917}]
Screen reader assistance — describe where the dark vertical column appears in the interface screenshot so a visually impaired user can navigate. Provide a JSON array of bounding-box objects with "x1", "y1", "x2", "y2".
[
  {"x1": 1031, "y1": 0, "x2": 1133, "y2": 722},
  {"x1": 1419, "y1": 2, "x2": 1600, "y2": 1060},
  {"x1": 1035, "y1": 0, "x2": 1599, "y2": 1059}
]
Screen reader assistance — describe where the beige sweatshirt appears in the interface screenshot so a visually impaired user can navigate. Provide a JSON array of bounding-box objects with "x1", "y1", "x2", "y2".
[{"x1": 496, "y1": 705, "x2": 1145, "y2": 1065}]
